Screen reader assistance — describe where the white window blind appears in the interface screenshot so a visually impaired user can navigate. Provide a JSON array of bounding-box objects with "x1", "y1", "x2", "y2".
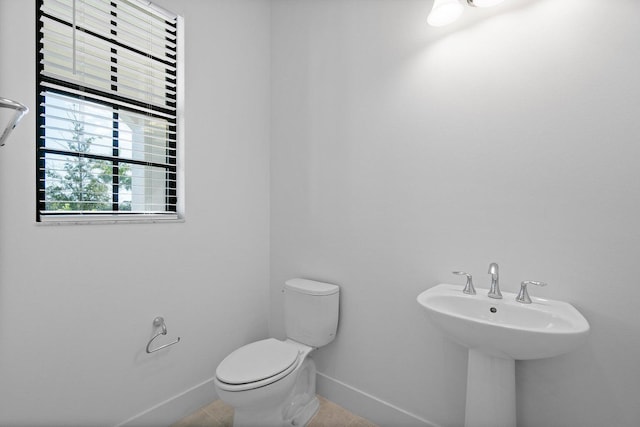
[{"x1": 37, "y1": 0, "x2": 179, "y2": 221}]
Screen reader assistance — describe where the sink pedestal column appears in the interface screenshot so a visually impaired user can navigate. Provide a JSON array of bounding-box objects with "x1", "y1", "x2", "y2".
[{"x1": 465, "y1": 349, "x2": 516, "y2": 427}]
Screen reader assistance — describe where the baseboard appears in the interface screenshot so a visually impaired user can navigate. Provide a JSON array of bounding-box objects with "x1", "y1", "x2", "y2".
[
  {"x1": 113, "y1": 372, "x2": 440, "y2": 427},
  {"x1": 114, "y1": 377, "x2": 218, "y2": 427},
  {"x1": 316, "y1": 372, "x2": 440, "y2": 427}
]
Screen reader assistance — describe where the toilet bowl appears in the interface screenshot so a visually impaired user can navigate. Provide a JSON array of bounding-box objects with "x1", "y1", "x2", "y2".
[
  {"x1": 214, "y1": 278, "x2": 340, "y2": 427},
  {"x1": 215, "y1": 339, "x2": 318, "y2": 426}
]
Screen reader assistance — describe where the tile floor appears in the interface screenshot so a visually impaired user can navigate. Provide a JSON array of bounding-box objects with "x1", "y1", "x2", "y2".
[{"x1": 171, "y1": 395, "x2": 378, "y2": 427}]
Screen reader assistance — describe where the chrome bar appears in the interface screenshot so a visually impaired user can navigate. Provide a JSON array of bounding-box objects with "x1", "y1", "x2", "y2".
[
  {"x1": 146, "y1": 316, "x2": 181, "y2": 354},
  {"x1": 0, "y1": 97, "x2": 29, "y2": 147}
]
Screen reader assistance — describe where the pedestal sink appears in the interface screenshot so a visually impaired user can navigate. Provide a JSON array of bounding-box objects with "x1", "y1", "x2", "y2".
[{"x1": 417, "y1": 284, "x2": 590, "y2": 427}]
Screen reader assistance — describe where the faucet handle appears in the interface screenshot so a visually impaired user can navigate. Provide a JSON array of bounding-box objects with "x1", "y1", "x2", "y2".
[
  {"x1": 516, "y1": 280, "x2": 548, "y2": 304},
  {"x1": 452, "y1": 271, "x2": 476, "y2": 295}
]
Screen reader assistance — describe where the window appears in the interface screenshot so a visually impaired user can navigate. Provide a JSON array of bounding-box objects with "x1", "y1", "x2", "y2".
[{"x1": 36, "y1": 0, "x2": 180, "y2": 222}]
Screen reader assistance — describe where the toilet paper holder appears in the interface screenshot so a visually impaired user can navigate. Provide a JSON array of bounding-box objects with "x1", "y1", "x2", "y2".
[{"x1": 146, "y1": 316, "x2": 181, "y2": 354}]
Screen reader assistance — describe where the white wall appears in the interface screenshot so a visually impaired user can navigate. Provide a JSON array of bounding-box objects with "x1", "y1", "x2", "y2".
[
  {"x1": 4, "y1": 0, "x2": 640, "y2": 426},
  {"x1": 270, "y1": 1, "x2": 640, "y2": 426},
  {"x1": 0, "y1": 0, "x2": 271, "y2": 425}
]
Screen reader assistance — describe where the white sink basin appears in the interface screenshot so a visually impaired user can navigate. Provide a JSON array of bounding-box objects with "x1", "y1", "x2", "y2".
[{"x1": 417, "y1": 283, "x2": 590, "y2": 360}]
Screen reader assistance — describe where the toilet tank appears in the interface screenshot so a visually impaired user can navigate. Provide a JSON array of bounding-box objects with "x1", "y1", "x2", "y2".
[{"x1": 284, "y1": 278, "x2": 340, "y2": 348}]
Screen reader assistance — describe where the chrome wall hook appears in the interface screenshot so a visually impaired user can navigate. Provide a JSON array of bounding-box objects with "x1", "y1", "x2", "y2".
[{"x1": 146, "y1": 316, "x2": 181, "y2": 354}]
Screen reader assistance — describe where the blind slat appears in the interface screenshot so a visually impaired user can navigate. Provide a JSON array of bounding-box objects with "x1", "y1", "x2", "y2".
[
  {"x1": 42, "y1": 0, "x2": 178, "y2": 42},
  {"x1": 41, "y1": 82, "x2": 176, "y2": 119},
  {"x1": 39, "y1": 34, "x2": 177, "y2": 82},
  {"x1": 40, "y1": 176, "x2": 178, "y2": 186},
  {"x1": 40, "y1": 89, "x2": 176, "y2": 120},
  {"x1": 41, "y1": 62, "x2": 176, "y2": 105},
  {"x1": 40, "y1": 19, "x2": 177, "y2": 70},
  {"x1": 38, "y1": 139, "x2": 177, "y2": 165},
  {"x1": 40, "y1": 110, "x2": 177, "y2": 136}
]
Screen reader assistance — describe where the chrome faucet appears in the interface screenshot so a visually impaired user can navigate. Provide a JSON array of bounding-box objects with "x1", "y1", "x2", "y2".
[
  {"x1": 516, "y1": 280, "x2": 547, "y2": 304},
  {"x1": 487, "y1": 262, "x2": 502, "y2": 299},
  {"x1": 452, "y1": 271, "x2": 476, "y2": 295}
]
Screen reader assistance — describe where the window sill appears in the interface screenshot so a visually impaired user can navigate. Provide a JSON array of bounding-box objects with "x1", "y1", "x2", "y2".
[{"x1": 37, "y1": 214, "x2": 184, "y2": 226}]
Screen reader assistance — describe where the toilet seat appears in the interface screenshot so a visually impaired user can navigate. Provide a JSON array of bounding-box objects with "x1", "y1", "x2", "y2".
[{"x1": 216, "y1": 338, "x2": 301, "y2": 391}]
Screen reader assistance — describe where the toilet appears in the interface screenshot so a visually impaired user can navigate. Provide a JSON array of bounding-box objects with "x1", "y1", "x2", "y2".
[{"x1": 214, "y1": 278, "x2": 340, "y2": 427}]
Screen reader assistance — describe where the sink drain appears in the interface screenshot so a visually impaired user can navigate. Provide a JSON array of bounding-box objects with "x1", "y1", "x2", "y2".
[{"x1": 490, "y1": 307, "x2": 497, "y2": 313}]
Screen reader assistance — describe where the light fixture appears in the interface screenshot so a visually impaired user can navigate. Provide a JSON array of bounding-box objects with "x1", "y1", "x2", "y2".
[
  {"x1": 428, "y1": 0, "x2": 507, "y2": 27},
  {"x1": 467, "y1": 0, "x2": 506, "y2": 7},
  {"x1": 427, "y1": 0, "x2": 464, "y2": 27}
]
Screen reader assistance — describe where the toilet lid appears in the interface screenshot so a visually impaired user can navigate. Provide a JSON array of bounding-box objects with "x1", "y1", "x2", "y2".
[{"x1": 216, "y1": 338, "x2": 300, "y2": 385}]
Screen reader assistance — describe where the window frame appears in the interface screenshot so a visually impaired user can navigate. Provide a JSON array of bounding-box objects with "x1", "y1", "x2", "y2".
[{"x1": 35, "y1": 0, "x2": 182, "y2": 224}]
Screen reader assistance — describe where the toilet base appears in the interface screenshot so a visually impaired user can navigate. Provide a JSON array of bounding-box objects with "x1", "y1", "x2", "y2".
[
  {"x1": 228, "y1": 357, "x2": 319, "y2": 427},
  {"x1": 232, "y1": 395, "x2": 319, "y2": 427},
  {"x1": 288, "y1": 395, "x2": 319, "y2": 427}
]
